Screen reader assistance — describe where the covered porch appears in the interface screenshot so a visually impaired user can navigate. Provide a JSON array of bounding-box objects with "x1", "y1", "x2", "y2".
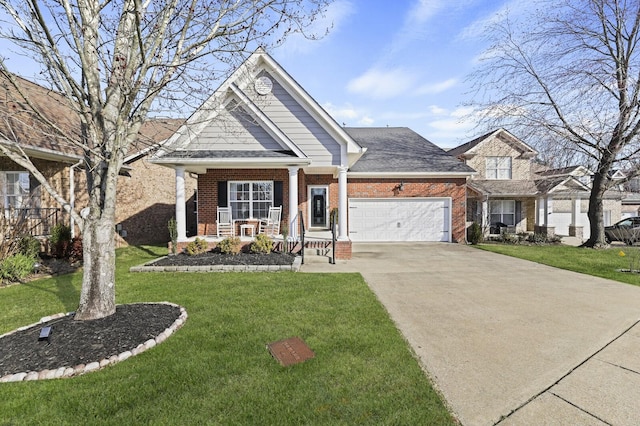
[{"x1": 168, "y1": 164, "x2": 353, "y2": 259}]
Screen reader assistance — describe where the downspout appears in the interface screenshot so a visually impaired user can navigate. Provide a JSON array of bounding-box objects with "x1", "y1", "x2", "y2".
[{"x1": 69, "y1": 159, "x2": 83, "y2": 238}]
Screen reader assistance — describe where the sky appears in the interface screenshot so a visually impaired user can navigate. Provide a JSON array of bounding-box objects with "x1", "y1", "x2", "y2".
[
  {"x1": 271, "y1": 0, "x2": 516, "y2": 149},
  {"x1": 0, "y1": 0, "x2": 522, "y2": 150}
]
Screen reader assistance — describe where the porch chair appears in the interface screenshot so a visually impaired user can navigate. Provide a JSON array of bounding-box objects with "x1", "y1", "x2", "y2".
[
  {"x1": 259, "y1": 206, "x2": 282, "y2": 237},
  {"x1": 216, "y1": 206, "x2": 235, "y2": 237}
]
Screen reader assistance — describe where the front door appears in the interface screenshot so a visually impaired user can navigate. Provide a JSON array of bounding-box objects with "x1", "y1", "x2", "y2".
[{"x1": 309, "y1": 186, "x2": 328, "y2": 228}]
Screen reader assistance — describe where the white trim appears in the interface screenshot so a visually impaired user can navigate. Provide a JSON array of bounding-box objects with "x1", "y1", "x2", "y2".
[
  {"x1": 175, "y1": 167, "x2": 187, "y2": 241},
  {"x1": 228, "y1": 83, "x2": 308, "y2": 159},
  {"x1": 288, "y1": 166, "x2": 299, "y2": 240},
  {"x1": 347, "y1": 171, "x2": 475, "y2": 178},
  {"x1": 307, "y1": 185, "x2": 329, "y2": 229},
  {"x1": 257, "y1": 52, "x2": 364, "y2": 157},
  {"x1": 227, "y1": 180, "x2": 274, "y2": 220}
]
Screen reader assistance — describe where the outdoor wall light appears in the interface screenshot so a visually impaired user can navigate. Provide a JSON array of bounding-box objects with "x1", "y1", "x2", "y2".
[{"x1": 39, "y1": 326, "x2": 52, "y2": 343}]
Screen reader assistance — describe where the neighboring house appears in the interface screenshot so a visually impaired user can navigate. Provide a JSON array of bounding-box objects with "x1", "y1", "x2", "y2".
[
  {"x1": 0, "y1": 72, "x2": 196, "y2": 245},
  {"x1": 150, "y1": 48, "x2": 475, "y2": 259},
  {"x1": 450, "y1": 128, "x2": 622, "y2": 240}
]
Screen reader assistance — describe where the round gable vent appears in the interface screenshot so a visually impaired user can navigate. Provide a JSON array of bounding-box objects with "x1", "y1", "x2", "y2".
[{"x1": 254, "y1": 76, "x2": 273, "y2": 95}]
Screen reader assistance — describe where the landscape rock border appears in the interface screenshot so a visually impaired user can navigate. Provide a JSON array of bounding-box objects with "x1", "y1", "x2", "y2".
[
  {"x1": 129, "y1": 255, "x2": 302, "y2": 273},
  {"x1": 0, "y1": 302, "x2": 187, "y2": 383}
]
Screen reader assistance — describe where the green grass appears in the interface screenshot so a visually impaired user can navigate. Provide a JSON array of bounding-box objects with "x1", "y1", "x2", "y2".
[
  {"x1": 0, "y1": 246, "x2": 453, "y2": 425},
  {"x1": 476, "y1": 243, "x2": 640, "y2": 286}
]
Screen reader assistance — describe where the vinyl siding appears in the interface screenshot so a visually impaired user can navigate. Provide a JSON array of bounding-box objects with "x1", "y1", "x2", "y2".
[
  {"x1": 189, "y1": 98, "x2": 282, "y2": 151},
  {"x1": 257, "y1": 74, "x2": 341, "y2": 166}
]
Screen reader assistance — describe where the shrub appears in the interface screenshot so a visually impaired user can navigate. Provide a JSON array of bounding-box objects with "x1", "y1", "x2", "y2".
[
  {"x1": 168, "y1": 218, "x2": 178, "y2": 255},
  {"x1": 250, "y1": 234, "x2": 273, "y2": 254},
  {"x1": 217, "y1": 237, "x2": 241, "y2": 255},
  {"x1": 0, "y1": 253, "x2": 36, "y2": 283},
  {"x1": 499, "y1": 231, "x2": 519, "y2": 244},
  {"x1": 50, "y1": 223, "x2": 72, "y2": 258},
  {"x1": 68, "y1": 237, "x2": 83, "y2": 262},
  {"x1": 185, "y1": 237, "x2": 208, "y2": 256},
  {"x1": 18, "y1": 235, "x2": 41, "y2": 258},
  {"x1": 467, "y1": 222, "x2": 483, "y2": 245}
]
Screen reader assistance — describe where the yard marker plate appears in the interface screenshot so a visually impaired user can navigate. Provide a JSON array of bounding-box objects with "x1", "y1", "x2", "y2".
[{"x1": 267, "y1": 337, "x2": 315, "y2": 366}]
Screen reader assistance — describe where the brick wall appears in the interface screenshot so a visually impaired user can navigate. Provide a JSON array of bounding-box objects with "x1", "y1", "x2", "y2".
[
  {"x1": 1, "y1": 155, "x2": 197, "y2": 246},
  {"x1": 196, "y1": 170, "x2": 467, "y2": 244},
  {"x1": 198, "y1": 169, "x2": 290, "y2": 235},
  {"x1": 346, "y1": 178, "x2": 468, "y2": 243},
  {"x1": 464, "y1": 135, "x2": 532, "y2": 180},
  {"x1": 114, "y1": 158, "x2": 197, "y2": 245}
]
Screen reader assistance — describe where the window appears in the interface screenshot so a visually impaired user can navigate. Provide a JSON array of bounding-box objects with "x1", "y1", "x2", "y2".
[
  {"x1": 490, "y1": 200, "x2": 515, "y2": 226},
  {"x1": 3, "y1": 172, "x2": 30, "y2": 210},
  {"x1": 486, "y1": 157, "x2": 512, "y2": 179},
  {"x1": 229, "y1": 181, "x2": 273, "y2": 220}
]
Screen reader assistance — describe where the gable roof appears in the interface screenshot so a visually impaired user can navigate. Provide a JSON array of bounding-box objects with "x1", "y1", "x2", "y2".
[
  {"x1": 535, "y1": 165, "x2": 592, "y2": 178},
  {"x1": 0, "y1": 72, "x2": 82, "y2": 162},
  {"x1": 345, "y1": 127, "x2": 475, "y2": 176},
  {"x1": 1, "y1": 71, "x2": 179, "y2": 165},
  {"x1": 152, "y1": 48, "x2": 364, "y2": 172},
  {"x1": 449, "y1": 128, "x2": 538, "y2": 159}
]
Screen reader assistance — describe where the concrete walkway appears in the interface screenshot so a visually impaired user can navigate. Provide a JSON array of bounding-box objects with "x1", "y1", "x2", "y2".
[{"x1": 300, "y1": 243, "x2": 640, "y2": 425}]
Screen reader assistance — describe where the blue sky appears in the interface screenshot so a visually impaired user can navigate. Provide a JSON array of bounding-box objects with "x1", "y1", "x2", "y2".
[
  {"x1": 272, "y1": 0, "x2": 517, "y2": 148},
  {"x1": 0, "y1": 0, "x2": 522, "y2": 149}
]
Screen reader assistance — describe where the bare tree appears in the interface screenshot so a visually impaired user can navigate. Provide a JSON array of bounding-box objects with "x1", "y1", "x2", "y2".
[
  {"x1": 469, "y1": 0, "x2": 640, "y2": 247},
  {"x1": 0, "y1": 0, "x2": 331, "y2": 320}
]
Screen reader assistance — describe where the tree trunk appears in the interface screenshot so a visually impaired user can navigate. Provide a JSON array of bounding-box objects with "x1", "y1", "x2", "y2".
[
  {"x1": 584, "y1": 171, "x2": 609, "y2": 248},
  {"x1": 74, "y1": 214, "x2": 117, "y2": 320}
]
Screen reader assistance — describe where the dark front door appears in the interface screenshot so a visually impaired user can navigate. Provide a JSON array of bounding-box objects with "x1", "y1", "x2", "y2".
[{"x1": 310, "y1": 187, "x2": 327, "y2": 228}]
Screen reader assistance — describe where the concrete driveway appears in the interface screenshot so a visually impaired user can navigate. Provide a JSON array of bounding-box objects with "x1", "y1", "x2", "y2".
[{"x1": 301, "y1": 243, "x2": 640, "y2": 425}]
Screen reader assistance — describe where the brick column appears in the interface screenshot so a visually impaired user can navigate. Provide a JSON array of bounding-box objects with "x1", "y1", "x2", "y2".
[{"x1": 338, "y1": 166, "x2": 348, "y2": 240}]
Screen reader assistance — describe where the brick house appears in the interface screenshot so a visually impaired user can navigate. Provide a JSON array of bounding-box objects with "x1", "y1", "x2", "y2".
[
  {"x1": 150, "y1": 49, "x2": 475, "y2": 259},
  {"x1": 0, "y1": 72, "x2": 196, "y2": 245},
  {"x1": 449, "y1": 128, "x2": 623, "y2": 240}
]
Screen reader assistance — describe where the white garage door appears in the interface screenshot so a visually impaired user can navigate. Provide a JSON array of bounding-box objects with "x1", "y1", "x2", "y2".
[{"x1": 348, "y1": 198, "x2": 451, "y2": 242}]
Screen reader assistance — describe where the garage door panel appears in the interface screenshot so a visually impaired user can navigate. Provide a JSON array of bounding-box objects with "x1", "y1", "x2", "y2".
[{"x1": 349, "y1": 198, "x2": 450, "y2": 242}]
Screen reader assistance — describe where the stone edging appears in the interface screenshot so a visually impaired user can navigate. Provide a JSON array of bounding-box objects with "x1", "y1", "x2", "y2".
[
  {"x1": 129, "y1": 255, "x2": 302, "y2": 273},
  {"x1": 0, "y1": 302, "x2": 188, "y2": 383}
]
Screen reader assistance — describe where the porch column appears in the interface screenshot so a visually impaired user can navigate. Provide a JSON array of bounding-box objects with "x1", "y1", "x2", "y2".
[
  {"x1": 571, "y1": 197, "x2": 580, "y2": 226},
  {"x1": 481, "y1": 198, "x2": 489, "y2": 233},
  {"x1": 288, "y1": 166, "x2": 299, "y2": 240},
  {"x1": 570, "y1": 197, "x2": 583, "y2": 239},
  {"x1": 175, "y1": 166, "x2": 187, "y2": 241},
  {"x1": 338, "y1": 166, "x2": 348, "y2": 240},
  {"x1": 536, "y1": 196, "x2": 547, "y2": 226}
]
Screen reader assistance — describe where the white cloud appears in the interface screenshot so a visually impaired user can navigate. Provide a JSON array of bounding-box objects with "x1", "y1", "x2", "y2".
[
  {"x1": 428, "y1": 105, "x2": 447, "y2": 115},
  {"x1": 322, "y1": 102, "x2": 374, "y2": 127},
  {"x1": 408, "y1": 0, "x2": 444, "y2": 25},
  {"x1": 417, "y1": 78, "x2": 458, "y2": 95},
  {"x1": 347, "y1": 68, "x2": 418, "y2": 99}
]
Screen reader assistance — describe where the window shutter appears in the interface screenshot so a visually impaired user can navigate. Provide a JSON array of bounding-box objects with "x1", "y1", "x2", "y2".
[
  {"x1": 274, "y1": 181, "x2": 283, "y2": 207},
  {"x1": 515, "y1": 200, "x2": 522, "y2": 223},
  {"x1": 218, "y1": 181, "x2": 227, "y2": 206}
]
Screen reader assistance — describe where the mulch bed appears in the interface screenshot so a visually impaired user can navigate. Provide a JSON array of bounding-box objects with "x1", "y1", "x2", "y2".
[
  {"x1": 0, "y1": 303, "x2": 181, "y2": 378},
  {"x1": 150, "y1": 251, "x2": 296, "y2": 267}
]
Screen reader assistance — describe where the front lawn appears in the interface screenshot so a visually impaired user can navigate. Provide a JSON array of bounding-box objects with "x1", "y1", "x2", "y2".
[
  {"x1": 476, "y1": 243, "x2": 640, "y2": 286},
  {"x1": 0, "y1": 246, "x2": 454, "y2": 425}
]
